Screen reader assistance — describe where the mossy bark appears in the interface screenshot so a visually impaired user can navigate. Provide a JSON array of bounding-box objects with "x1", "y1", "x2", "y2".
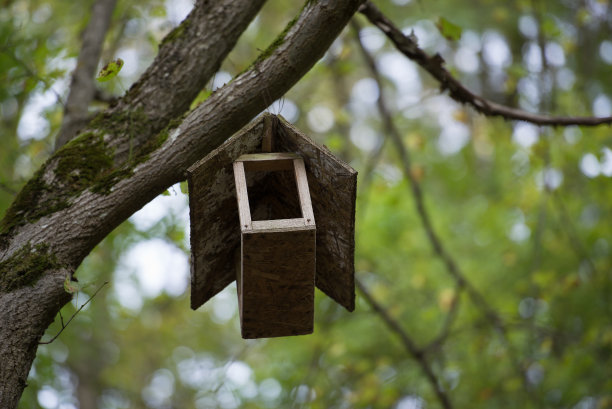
[{"x1": 0, "y1": 244, "x2": 61, "y2": 293}]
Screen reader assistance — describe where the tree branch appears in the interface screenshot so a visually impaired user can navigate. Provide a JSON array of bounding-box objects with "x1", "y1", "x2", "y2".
[
  {"x1": 352, "y1": 21, "x2": 537, "y2": 398},
  {"x1": 0, "y1": 0, "x2": 364, "y2": 406},
  {"x1": 55, "y1": 0, "x2": 118, "y2": 150},
  {"x1": 356, "y1": 279, "x2": 454, "y2": 409},
  {"x1": 359, "y1": 2, "x2": 612, "y2": 127},
  {"x1": 38, "y1": 281, "x2": 108, "y2": 345}
]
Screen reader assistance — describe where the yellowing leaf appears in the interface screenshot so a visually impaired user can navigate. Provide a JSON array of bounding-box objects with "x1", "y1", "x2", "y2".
[
  {"x1": 410, "y1": 165, "x2": 425, "y2": 182},
  {"x1": 64, "y1": 275, "x2": 78, "y2": 294},
  {"x1": 438, "y1": 287, "x2": 456, "y2": 311},
  {"x1": 96, "y1": 58, "x2": 124, "y2": 82},
  {"x1": 436, "y1": 17, "x2": 462, "y2": 41},
  {"x1": 453, "y1": 109, "x2": 469, "y2": 123}
]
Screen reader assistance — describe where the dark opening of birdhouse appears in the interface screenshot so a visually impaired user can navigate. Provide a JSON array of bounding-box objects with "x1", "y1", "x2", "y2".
[{"x1": 245, "y1": 168, "x2": 302, "y2": 221}]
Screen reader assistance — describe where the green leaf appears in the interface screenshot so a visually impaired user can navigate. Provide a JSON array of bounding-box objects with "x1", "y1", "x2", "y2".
[
  {"x1": 162, "y1": 189, "x2": 171, "y2": 196},
  {"x1": 96, "y1": 58, "x2": 124, "y2": 82},
  {"x1": 436, "y1": 17, "x2": 462, "y2": 41},
  {"x1": 180, "y1": 181, "x2": 189, "y2": 194}
]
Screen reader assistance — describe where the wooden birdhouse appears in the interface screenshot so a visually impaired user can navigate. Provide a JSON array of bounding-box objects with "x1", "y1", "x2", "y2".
[{"x1": 187, "y1": 114, "x2": 356, "y2": 339}]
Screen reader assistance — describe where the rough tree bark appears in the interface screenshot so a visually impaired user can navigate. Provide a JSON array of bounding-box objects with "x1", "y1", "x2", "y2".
[{"x1": 0, "y1": 0, "x2": 363, "y2": 407}]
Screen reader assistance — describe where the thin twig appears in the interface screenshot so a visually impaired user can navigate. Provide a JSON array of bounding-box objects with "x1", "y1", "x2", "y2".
[
  {"x1": 422, "y1": 287, "x2": 462, "y2": 353},
  {"x1": 352, "y1": 18, "x2": 497, "y2": 331},
  {"x1": 39, "y1": 281, "x2": 109, "y2": 345},
  {"x1": 359, "y1": 2, "x2": 612, "y2": 127},
  {"x1": 551, "y1": 191, "x2": 598, "y2": 276},
  {"x1": 0, "y1": 181, "x2": 18, "y2": 196},
  {"x1": 356, "y1": 279, "x2": 454, "y2": 409}
]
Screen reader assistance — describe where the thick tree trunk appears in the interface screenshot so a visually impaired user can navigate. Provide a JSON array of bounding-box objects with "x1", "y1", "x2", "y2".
[
  {"x1": 0, "y1": 269, "x2": 72, "y2": 409},
  {"x1": 0, "y1": 0, "x2": 363, "y2": 407}
]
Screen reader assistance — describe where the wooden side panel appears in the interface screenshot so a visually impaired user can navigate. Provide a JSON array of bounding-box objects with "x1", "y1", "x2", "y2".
[
  {"x1": 274, "y1": 116, "x2": 357, "y2": 311},
  {"x1": 240, "y1": 228, "x2": 316, "y2": 338},
  {"x1": 187, "y1": 119, "x2": 263, "y2": 310}
]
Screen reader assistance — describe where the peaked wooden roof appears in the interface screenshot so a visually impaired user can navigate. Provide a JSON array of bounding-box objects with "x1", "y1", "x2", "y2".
[{"x1": 187, "y1": 114, "x2": 357, "y2": 312}]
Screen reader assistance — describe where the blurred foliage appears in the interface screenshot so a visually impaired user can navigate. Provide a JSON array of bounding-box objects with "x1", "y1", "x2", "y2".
[{"x1": 1, "y1": 0, "x2": 612, "y2": 408}]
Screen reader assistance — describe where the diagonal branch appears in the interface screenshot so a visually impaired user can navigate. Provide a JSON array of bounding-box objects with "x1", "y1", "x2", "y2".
[
  {"x1": 422, "y1": 287, "x2": 462, "y2": 353},
  {"x1": 55, "y1": 0, "x2": 118, "y2": 150},
  {"x1": 359, "y1": 1, "x2": 612, "y2": 127},
  {"x1": 352, "y1": 18, "x2": 499, "y2": 335},
  {"x1": 352, "y1": 20, "x2": 539, "y2": 399},
  {"x1": 356, "y1": 279, "x2": 454, "y2": 409}
]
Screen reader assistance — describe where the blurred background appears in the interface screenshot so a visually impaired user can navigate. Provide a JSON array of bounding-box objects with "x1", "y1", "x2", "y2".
[{"x1": 1, "y1": 0, "x2": 612, "y2": 408}]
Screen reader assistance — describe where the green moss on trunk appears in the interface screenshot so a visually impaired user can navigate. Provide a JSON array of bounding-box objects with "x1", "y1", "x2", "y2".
[
  {"x1": 239, "y1": 14, "x2": 299, "y2": 76},
  {"x1": 89, "y1": 110, "x2": 175, "y2": 194},
  {"x1": 0, "y1": 168, "x2": 68, "y2": 238},
  {"x1": 160, "y1": 19, "x2": 190, "y2": 46},
  {"x1": 0, "y1": 131, "x2": 114, "y2": 236},
  {"x1": 0, "y1": 108, "x2": 177, "y2": 238},
  {"x1": 0, "y1": 243, "x2": 61, "y2": 292},
  {"x1": 55, "y1": 132, "x2": 114, "y2": 193}
]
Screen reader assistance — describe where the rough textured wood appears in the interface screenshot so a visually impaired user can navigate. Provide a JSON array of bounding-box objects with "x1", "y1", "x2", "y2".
[
  {"x1": 274, "y1": 116, "x2": 357, "y2": 311},
  {"x1": 188, "y1": 113, "x2": 357, "y2": 313},
  {"x1": 262, "y1": 113, "x2": 274, "y2": 152},
  {"x1": 234, "y1": 152, "x2": 317, "y2": 338},
  {"x1": 187, "y1": 119, "x2": 264, "y2": 309},
  {"x1": 239, "y1": 228, "x2": 316, "y2": 338}
]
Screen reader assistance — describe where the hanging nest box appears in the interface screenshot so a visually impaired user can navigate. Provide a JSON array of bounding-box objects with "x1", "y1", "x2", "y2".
[{"x1": 187, "y1": 114, "x2": 357, "y2": 338}]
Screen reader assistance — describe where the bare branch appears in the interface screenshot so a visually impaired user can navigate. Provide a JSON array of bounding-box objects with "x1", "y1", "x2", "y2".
[
  {"x1": 0, "y1": 181, "x2": 18, "y2": 196},
  {"x1": 422, "y1": 288, "x2": 462, "y2": 353},
  {"x1": 351, "y1": 18, "x2": 502, "y2": 332},
  {"x1": 39, "y1": 281, "x2": 109, "y2": 345},
  {"x1": 359, "y1": 2, "x2": 612, "y2": 127},
  {"x1": 352, "y1": 21, "x2": 538, "y2": 398},
  {"x1": 356, "y1": 279, "x2": 454, "y2": 409},
  {"x1": 55, "y1": 0, "x2": 118, "y2": 150}
]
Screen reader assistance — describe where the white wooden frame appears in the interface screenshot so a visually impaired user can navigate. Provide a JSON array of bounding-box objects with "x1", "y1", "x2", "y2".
[{"x1": 233, "y1": 152, "x2": 316, "y2": 233}]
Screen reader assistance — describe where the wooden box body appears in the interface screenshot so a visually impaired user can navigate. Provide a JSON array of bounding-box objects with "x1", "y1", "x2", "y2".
[
  {"x1": 233, "y1": 153, "x2": 316, "y2": 338},
  {"x1": 187, "y1": 114, "x2": 357, "y2": 335},
  {"x1": 240, "y1": 228, "x2": 316, "y2": 338}
]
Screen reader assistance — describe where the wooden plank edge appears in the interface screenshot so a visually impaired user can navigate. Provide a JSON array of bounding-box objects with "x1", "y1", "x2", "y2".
[
  {"x1": 233, "y1": 161, "x2": 252, "y2": 231},
  {"x1": 293, "y1": 158, "x2": 315, "y2": 226}
]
